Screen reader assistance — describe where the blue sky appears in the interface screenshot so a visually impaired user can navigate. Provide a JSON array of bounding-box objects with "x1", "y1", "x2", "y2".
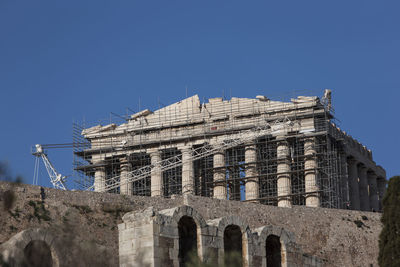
[{"x1": 0, "y1": 0, "x2": 399, "y2": 189}]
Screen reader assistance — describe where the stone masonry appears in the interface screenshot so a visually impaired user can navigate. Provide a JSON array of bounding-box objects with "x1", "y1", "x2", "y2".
[
  {"x1": 0, "y1": 182, "x2": 383, "y2": 267},
  {"x1": 119, "y1": 205, "x2": 323, "y2": 267},
  {"x1": 76, "y1": 90, "x2": 386, "y2": 211}
]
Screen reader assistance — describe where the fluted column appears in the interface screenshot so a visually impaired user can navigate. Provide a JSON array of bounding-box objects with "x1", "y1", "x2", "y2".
[
  {"x1": 213, "y1": 150, "x2": 226, "y2": 199},
  {"x1": 245, "y1": 144, "x2": 259, "y2": 202},
  {"x1": 181, "y1": 147, "x2": 194, "y2": 195},
  {"x1": 358, "y1": 165, "x2": 370, "y2": 211},
  {"x1": 150, "y1": 150, "x2": 163, "y2": 197},
  {"x1": 304, "y1": 138, "x2": 319, "y2": 207},
  {"x1": 94, "y1": 166, "x2": 106, "y2": 192},
  {"x1": 367, "y1": 172, "x2": 379, "y2": 212},
  {"x1": 277, "y1": 139, "x2": 291, "y2": 208},
  {"x1": 120, "y1": 158, "x2": 132, "y2": 195},
  {"x1": 347, "y1": 158, "x2": 360, "y2": 210},
  {"x1": 340, "y1": 153, "x2": 350, "y2": 209}
]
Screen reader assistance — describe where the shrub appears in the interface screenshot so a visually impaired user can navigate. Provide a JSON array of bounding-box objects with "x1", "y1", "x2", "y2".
[{"x1": 378, "y1": 176, "x2": 400, "y2": 267}]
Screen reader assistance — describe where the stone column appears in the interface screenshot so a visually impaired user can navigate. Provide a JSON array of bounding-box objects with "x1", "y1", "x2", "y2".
[
  {"x1": 358, "y1": 165, "x2": 370, "y2": 211},
  {"x1": 213, "y1": 150, "x2": 226, "y2": 199},
  {"x1": 150, "y1": 150, "x2": 163, "y2": 197},
  {"x1": 304, "y1": 137, "x2": 320, "y2": 207},
  {"x1": 245, "y1": 144, "x2": 259, "y2": 202},
  {"x1": 277, "y1": 139, "x2": 291, "y2": 208},
  {"x1": 367, "y1": 172, "x2": 379, "y2": 212},
  {"x1": 340, "y1": 153, "x2": 350, "y2": 209},
  {"x1": 181, "y1": 147, "x2": 194, "y2": 195},
  {"x1": 120, "y1": 158, "x2": 132, "y2": 195},
  {"x1": 347, "y1": 158, "x2": 360, "y2": 210},
  {"x1": 94, "y1": 166, "x2": 106, "y2": 192},
  {"x1": 377, "y1": 178, "x2": 386, "y2": 211}
]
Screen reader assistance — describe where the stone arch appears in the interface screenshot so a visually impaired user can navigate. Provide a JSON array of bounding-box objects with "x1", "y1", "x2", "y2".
[
  {"x1": 256, "y1": 225, "x2": 294, "y2": 267},
  {"x1": 158, "y1": 205, "x2": 208, "y2": 263},
  {"x1": 0, "y1": 228, "x2": 60, "y2": 267},
  {"x1": 169, "y1": 205, "x2": 208, "y2": 230},
  {"x1": 211, "y1": 216, "x2": 252, "y2": 267}
]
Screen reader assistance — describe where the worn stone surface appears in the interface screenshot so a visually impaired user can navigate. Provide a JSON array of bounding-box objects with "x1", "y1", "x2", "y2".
[
  {"x1": 0, "y1": 182, "x2": 181, "y2": 266},
  {"x1": 0, "y1": 181, "x2": 381, "y2": 267}
]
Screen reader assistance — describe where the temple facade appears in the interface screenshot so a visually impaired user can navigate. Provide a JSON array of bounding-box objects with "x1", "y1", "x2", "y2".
[{"x1": 75, "y1": 90, "x2": 386, "y2": 211}]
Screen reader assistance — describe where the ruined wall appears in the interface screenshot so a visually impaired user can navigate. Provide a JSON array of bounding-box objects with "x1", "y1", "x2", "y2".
[
  {"x1": 182, "y1": 196, "x2": 381, "y2": 267},
  {"x1": 0, "y1": 182, "x2": 181, "y2": 266},
  {"x1": 0, "y1": 182, "x2": 382, "y2": 266},
  {"x1": 119, "y1": 205, "x2": 326, "y2": 267}
]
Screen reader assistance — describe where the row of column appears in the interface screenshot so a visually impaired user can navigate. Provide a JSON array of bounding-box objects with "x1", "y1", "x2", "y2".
[
  {"x1": 144, "y1": 145, "x2": 385, "y2": 211},
  {"x1": 148, "y1": 148, "x2": 196, "y2": 196},
  {"x1": 274, "y1": 137, "x2": 319, "y2": 208},
  {"x1": 210, "y1": 137, "x2": 319, "y2": 208},
  {"x1": 94, "y1": 148, "x2": 196, "y2": 196},
  {"x1": 93, "y1": 139, "x2": 386, "y2": 212},
  {"x1": 212, "y1": 143, "x2": 261, "y2": 202},
  {"x1": 214, "y1": 143, "x2": 386, "y2": 211},
  {"x1": 94, "y1": 138, "x2": 320, "y2": 208},
  {"x1": 347, "y1": 159, "x2": 385, "y2": 211}
]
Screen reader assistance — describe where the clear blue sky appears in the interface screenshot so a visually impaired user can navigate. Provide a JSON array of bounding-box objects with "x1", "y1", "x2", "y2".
[{"x1": 0, "y1": 0, "x2": 399, "y2": 189}]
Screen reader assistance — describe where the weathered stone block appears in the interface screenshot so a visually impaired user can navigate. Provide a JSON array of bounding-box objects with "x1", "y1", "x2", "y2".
[{"x1": 159, "y1": 236, "x2": 174, "y2": 248}]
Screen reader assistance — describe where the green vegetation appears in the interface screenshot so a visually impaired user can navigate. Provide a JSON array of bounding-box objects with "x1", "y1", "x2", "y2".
[
  {"x1": 379, "y1": 176, "x2": 400, "y2": 267},
  {"x1": 222, "y1": 251, "x2": 243, "y2": 267},
  {"x1": 9, "y1": 207, "x2": 21, "y2": 219},
  {"x1": 28, "y1": 200, "x2": 51, "y2": 222},
  {"x1": 353, "y1": 220, "x2": 365, "y2": 228},
  {"x1": 182, "y1": 250, "x2": 242, "y2": 267}
]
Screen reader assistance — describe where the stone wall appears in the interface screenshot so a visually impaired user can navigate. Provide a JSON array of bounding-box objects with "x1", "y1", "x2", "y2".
[
  {"x1": 0, "y1": 182, "x2": 382, "y2": 266},
  {"x1": 0, "y1": 181, "x2": 181, "y2": 266},
  {"x1": 182, "y1": 195, "x2": 381, "y2": 267},
  {"x1": 119, "y1": 205, "x2": 325, "y2": 267}
]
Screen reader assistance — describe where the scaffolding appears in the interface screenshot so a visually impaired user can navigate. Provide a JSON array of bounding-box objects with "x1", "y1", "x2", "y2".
[{"x1": 73, "y1": 90, "x2": 349, "y2": 209}]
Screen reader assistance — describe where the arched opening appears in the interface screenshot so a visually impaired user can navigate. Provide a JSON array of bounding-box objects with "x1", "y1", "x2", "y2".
[
  {"x1": 24, "y1": 240, "x2": 53, "y2": 267},
  {"x1": 178, "y1": 216, "x2": 198, "y2": 267},
  {"x1": 224, "y1": 224, "x2": 243, "y2": 267},
  {"x1": 266, "y1": 235, "x2": 282, "y2": 267}
]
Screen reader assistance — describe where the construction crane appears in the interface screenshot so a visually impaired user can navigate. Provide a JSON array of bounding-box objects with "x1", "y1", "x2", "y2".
[{"x1": 32, "y1": 144, "x2": 67, "y2": 190}]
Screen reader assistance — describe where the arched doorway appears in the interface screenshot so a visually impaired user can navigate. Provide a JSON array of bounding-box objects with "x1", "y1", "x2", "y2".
[
  {"x1": 224, "y1": 224, "x2": 243, "y2": 267},
  {"x1": 24, "y1": 240, "x2": 53, "y2": 267},
  {"x1": 178, "y1": 216, "x2": 198, "y2": 267},
  {"x1": 266, "y1": 235, "x2": 281, "y2": 267}
]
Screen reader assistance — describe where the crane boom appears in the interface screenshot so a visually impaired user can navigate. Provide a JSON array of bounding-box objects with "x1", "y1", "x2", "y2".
[{"x1": 32, "y1": 144, "x2": 67, "y2": 190}]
